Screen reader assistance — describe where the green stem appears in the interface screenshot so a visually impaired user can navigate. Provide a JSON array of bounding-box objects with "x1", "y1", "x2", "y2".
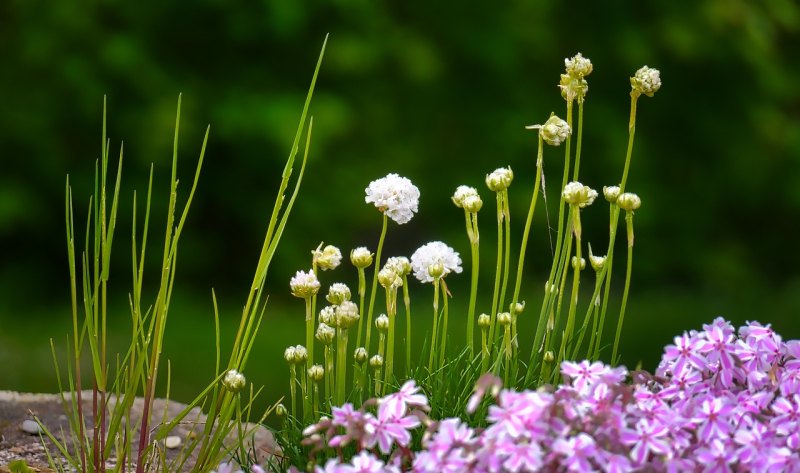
[
  {"x1": 560, "y1": 208, "x2": 582, "y2": 361},
  {"x1": 336, "y1": 329, "x2": 348, "y2": 405},
  {"x1": 402, "y1": 276, "x2": 411, "y2": 377},
  {"x1": 611, "y1": 212, "x2": 635, "y2": 365},
  {"x1": 465, "y1": 210, "x2": 480, "y2": 358},
  {"x1": 573, "y1": 100, "x2": 584, "y2": 181},
  {"x1": 428, "y1": 278, "x2": 441, "y2": 373},
  {"x1": 355, "y1": 267, "x2": 367, "y2": 350},
  {"x1": 289, "y1": 365, "x2": 297, "y2": 422},
  {"x1": 384, "y1": 288, "x2": 397, "y2": 395},
  {"x1": 438, "y1": 278, "x2": 450, "y2": 366},
  {"x1": 488, "y1": 191, "x2": 504, "y2": 346},
  {"x1": 304, "y1": 297, "x2": 314, "y2": 370},
  {"x1": 499, "y1": 192, "x2": 512, "y2": 330},
  {"x1": 573, "y1": 273, "x2": 604, "y2": 361},
  {"x1": 365, "y1": 214, "x2": 388, "y2": 353},
  {"x1": 481, "y1": 328, "x2": 489, "y2": 373},
  {"x1": 511, "y1": 134, "x2": 544, "y2": 311},
  {"x1": 324, "y1": 345, "x2": 334, "y2": 404}
]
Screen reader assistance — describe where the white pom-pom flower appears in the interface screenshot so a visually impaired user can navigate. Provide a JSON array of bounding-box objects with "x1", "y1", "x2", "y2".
[
  {"x1": 410, "y1": 241, "x2": 463, "y2": 283},
  {"x1": 289, "y1": 269, "x2": 320, "y2": 298},
  {"x1": 365, "y1": 173, "x2": 420, "y2": 225}
]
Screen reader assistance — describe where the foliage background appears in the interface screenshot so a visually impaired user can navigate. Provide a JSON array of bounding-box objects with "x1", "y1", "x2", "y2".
[{"x1": 1, "y1": 0, "x2": 799, "y2": 408}]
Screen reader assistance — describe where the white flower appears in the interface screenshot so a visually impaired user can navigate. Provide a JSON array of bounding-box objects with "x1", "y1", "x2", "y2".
[
  {"x1": 326, "y1": 282, "x2": 351, "y2": 305},
  {"x1": 313, "y1": 244, "x2": 342, "y2": 271},
  {"x1": 617, "y1": 192, "x2": 642, "y2": 211},
  {"x1": 365, "y1": 173, "x2": 420, "y2": 224},
  {"x1": 384, "y1": 256, "x2": 411, "y2": 277},
  {"x1": 631, "y1": 66, "x2": 661, "y2": 97},
  {"x1": 541, "y1": 115, "x2": 571, "y2": 146},
  {"x1": 603, "y1": 185, "x2": 621, "y2": 203},
  {"x1": 485, "y1": 167, "x2": 514, "y2": 192},
  {"x1": 222, "y1": 369, "x2": 246, "y2": 393},
  {"x1": 452, "y1": 185, "x2": 478, "y2": 208},
  {"x1": 565, "y1": 52, "x2": 593, "y2": 78},
  {"x1": 562, "y1": 181, "x2": 598, "y2": 208},
  {"x1": 350, "y1": 246, "x2": 374, "y2": 269},
  {"x1": 289, "y1": 269, "x2": 320, "y2": 298},
  {"x1": 410, "y1": 241, "x2": 463, "y2": 283}
]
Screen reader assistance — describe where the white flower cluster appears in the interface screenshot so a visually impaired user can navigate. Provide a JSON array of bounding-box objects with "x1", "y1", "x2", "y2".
[
  {"x1": 451, "y1": 185, "x2": 483, "y2": 213},
  {"x1": 365, "y1": 173, "x2": 420, "y2": 225},
  {"x1": 410, "y1": 241, "x2": 463, "y2": 283},
  {"x1": 541, "y1": 115, "x2": 571, "y2": 147},
  {"x1": 289, "y1": 269, "x2": 320, "y2": 298},
  {"x1": 631, "y1": 66, "x2": 661, "y2": 97},
  {"x1": 562, "y1": 181, "x2": 598, "y2": 208}
]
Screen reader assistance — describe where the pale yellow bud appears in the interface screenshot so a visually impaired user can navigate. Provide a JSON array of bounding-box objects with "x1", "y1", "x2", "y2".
[
  {"x1": 350, "y1": 247, "x2": 374, "y2": 269},
  {"x1": 617, "y1": 193, "x2": 642, "y2": 212},
  {"x1": 223, "y1": 369, "x2": 246, "y2": 393},
  {"x1": 308, "y1": 364, "x2": 324, "y2": 382}
]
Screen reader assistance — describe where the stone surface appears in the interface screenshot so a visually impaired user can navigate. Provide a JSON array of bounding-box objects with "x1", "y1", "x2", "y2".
[
  {"x1": 165, "y1": 435, "x2": 182, "y2": 449},
  {"x1": 0, "y1": 390, "x2": 279, "y2": 471},
  {"x1": 20, "y1": 420, "x2": 43, "y2": 435}
]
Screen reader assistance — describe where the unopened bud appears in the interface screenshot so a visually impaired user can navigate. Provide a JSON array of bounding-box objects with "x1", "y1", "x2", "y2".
[
  {"x1": 485, "y1": 167, "x2": 514, "y2": 192},
  {"x1": 326, "y1": 283, "x2": 351, "y2": 305},
  {"x1": 354, "y1": 347, "x2": 368, "y2": 363},
  {"x1": 477, "y1": 313, "x2": 491, "y2": 328},
  {"x1": 571, "y1": 256, "x2": 586, "y2": 271},
  {"x1": 275, "y1": 403, "x2": 288, "y2": 417},
  {"x1": 294, "y1": 345, "x2": 308, "y2": 364},
  {"x1": 617, "y1": 193, "x2": 642, "y2": 212},
  {"x1": 603, "y1": 186, "x2": 621, "y2": 203},
  {"x1": 369, "y1": 355, "x2": 384, "y2": 369},
  {"x1": 384, "y1": 257, "x2": 412, "y2": 277},
  {"x1": 350, "y1": 247, "x2": 374, "y2": 269},
  {"x1": 316, "y1": 323, "x2": 335, "y2": 345},
  {"x1": 284, "y1": 346, "x2": 298, "y2": 364},
  {"x1": 563, "y1": 181, "x2": 598, "y2": 208},
  {"x1": 308, "y1": 365, "x2": 324, "y2": 382},
  {"x1": 375, "y1": 314, "x2": 390, "y2": 332},
  {"x1": 428, "y1": 262, "x2": 445, "y2": 279},
  {"x1": 335, "y1": 300, "x2": 360, "y2": 329},
  {"x1": 223, "y1": 369, "x2": 246, "y2": 393},
  {"x1": 313, "y1": 244, "x2": 342, "y2": 271},
  {"x1": 378, "y1": 267, "x2": 402, "y2": 289},
  {"x1": 497, "y1": 312, "x2": 512, "y2": 326},
  {"x1": 510, "y1": 301, "x2": 525, "y2": 316},
  {"x1": 544, "y1": 351, "x2": 555, "y2": 363}
]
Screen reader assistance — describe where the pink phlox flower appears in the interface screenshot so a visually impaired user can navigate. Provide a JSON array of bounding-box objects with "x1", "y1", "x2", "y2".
[
  {"x1": 561, "y1": 360, "x2": 612, "y2": 395},
  {"x1": 771, "y1": 394, "x2": 800, "y2": 436},
  {"x1": 785, "y1": 340, "x2": 800, "y2": 359},
  {"x1": 694, "y1": 396, "x2": 735, "y2": 442},
  {"x1": 495, "y1": 435, "x2": 543, "y2": 472},
  {"x1": 663, "y1": 332, "x2": 707, "y2": 376},
  {"x1": 423, "y1": 418, "x2": 475, "y2": 458},
  {"x1": 696, "y1": 324, "x2": 737, "y2": 372},
  {"x1": 379, "y1": 380, "x2": 428, "y2": 420},
  {"x1": 466, "y1": 373, "x2": 503, "y2": 414},
  {"x1": 212, "y1": 462, "x2": 243, "y2": 473},
  {"x1": 551, "y1": 433, "x2": 598, "y2": 472},
  {"x1": 339, "y1": 451, "x2": 399, "y2": 473},
  {"x1": 600, "y1": 452, "x2": 634, "y2": 473},
  {"x1": 363, "y1": 412, "x2": 420, "y2": 454},
  {"x1": 779, "y1": 362, "x2": 800, "y2": 396},
  {"x1": 620, "y1": 418, "x2": 671, "y2": 466},
  {"x1": 485, "y1": 390, "x2": 542, "y2": 440},
  {"x1": 734, "y1": 421, "x2": 774, "y2": 470},
  {"x1": 695, "y1": 437, "x2": 735, "y2": 473}
]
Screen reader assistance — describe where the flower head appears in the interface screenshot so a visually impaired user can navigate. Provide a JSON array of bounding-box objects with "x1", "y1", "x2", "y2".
[
  {"x1": 562, "y1": 181, "x2": 598, "y2": 208},
  {"x1": 335, "y1": 300, "x2": 360, "y2": 329},
  {"x1": 350, "y1": 247, "x2": 374, "y2": 269},
  {"x1": 326, "y1": 283, "x2": 351, "y2": 305},
  {"x1": 378, "y1": 266, "x2": 403, "y2": 289},
  {"x1": 313, "y1": 244, "x2": 342, "y2": 271},
  {"x1": 617, "y1": 192, "x2": 642, "y2": 212},
  {"x1": 384, "y1": 256, "x2": 411, "y2": 277},
  {"x1": 354, "y1": 347, "x2": 368, "y2": 363},
  {"x1": 631, "y1": 66, "x2": 661, "y2": 97},
  {"x1": 316, "y1": 322, "x2": 335, "y2": 345},
  {"x1": 565, "y1": 52, "x2": 593, "y2": 78},
  {"x1": 290, "y1": 269, "x2": 320, "y2": 298},
  {"x1": 308, "y1": 364, "x2": 324, "y2": 382},
  {"x1": 365, "y1": 173, "x2": 420, "y2": 225},
  {"x1": 603, "y1": 185, "x2": 621, "y2": 203},
  {"x1": 541, "y1": 114, "x2": 571, "y2": 146},
  {"x1": 485, "y1": 167, "x2": 514, "y2": 192},
  {"x1": 410, "y1": 241, "x2": 463, "y2": 283},
  {"x1": 222, "y1": 369, "x2": 246, "y2": 393}
]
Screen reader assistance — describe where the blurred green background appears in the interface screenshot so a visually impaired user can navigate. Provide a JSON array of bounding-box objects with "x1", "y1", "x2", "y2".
[{"x1": 2, "y1": 0, "x2": 800, "y2": 414}]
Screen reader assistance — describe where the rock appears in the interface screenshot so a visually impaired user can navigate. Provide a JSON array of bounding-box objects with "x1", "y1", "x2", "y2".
[
  {"x1": 165, "y1": 435, "x2": 182, "y2": 449},
  {"x1": 20, "y1": 420, "x2": 43, "y2": 435}
]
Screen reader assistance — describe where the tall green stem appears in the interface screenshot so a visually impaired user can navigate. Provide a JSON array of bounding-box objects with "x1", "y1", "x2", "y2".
[
  {"x1": 365, "y1": 214, "x2": 388, "y2": 352},
  {"x1": 488, "y1": 191, "x2": 505, "y2": 346},
  {"x1": 355, "y1": 267, "x2": 367, "y2": 350},
  {"x1": 465, "y1": 211, "x2": 480, "y2": 357},
  {"x1": 611, "y1": 212, "x2": 635, "y2": 365},
  {"x1": 438, "y1": 278, "x2": 450, "y2": 366},
  {"x1": 428, "y1": 278, "x2": 441, "y2": 372},
  {"x1": 512, "y1": 134, "x2": 544, "y2": 311},
  {"x1": 383, "y1": 287, "x2": 397, "y2": 395},
  {"x1": 402, "y1": 276, "x2": 412, "y2": 376},
  {"x1": 560, "y1": 208, "x2": 582, "y2": 362}
]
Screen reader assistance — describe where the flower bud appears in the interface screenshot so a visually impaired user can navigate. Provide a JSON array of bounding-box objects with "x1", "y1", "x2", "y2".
[
  {"x1": 497, "y1": 312, "x2": 512, "y2": 326},
  {"x1": 485, "y1": 167, "x2": 514, "y2": 192},
  {"x1": 308, "y1": 364, "x2": 324, "y2": 382},
  {"x1": 563, "y1": 181, "x2": 598, "y2": 208},
  {"x1": 565, "y1": 53, "x2": 593, "y2": 78},
  {"x1": 313, "y1": 244, "x2": 342, "y2": 271},
  {"x1": 350, "y1": 247, "x2": 374, "y2": 269},
  {"x1": 617, "y1": 193, "x2": 642, "y2": 212},
  {"x1": 369, "y1": 355, "x2": 384, "y2": 369},
  {"x1": 290, "y1": 270, "x2": 320, "y2": 298},
  {"x1": 335, "y1": 300, "x2": 360, "y2": 329},
  {"x1": 284, "y1": 346, "x2": 298, "y2": 364},
  {"x1": 631, "y1": 66, "x2": 661, "y2": 97},
  {"x1": 477, "y1": 313, "x2": 491, "y2": 328},
  {"x1": 571, "y1": 256, "x2": 586, "y2": 271},
  {"x1": 223, "y1": 369, "x2": 246, "y2": 393},
  {"x1": 544, "y1": 351, "x2": 555, "y2": 363},
  {"x1": 603, "y1": 186, "x2": 621, "y2": 203},
  {"x1": 354, "y1": 347, "x2": 368, "y2": 363},
  {"x1": 428, "y1": 262, "x2": 445, "y2": 280},
  {"x1": 319, "y1": 305, "x2": 335, "y2": 326},
  {"x1": 462, "y1": 194, "x2": 483, "y2": 213},
  {"x1": 326, "y1": 283, "x2": 351, "y2": 305},
  {"x1": 559, "y1": 74, "x2": 588, "y2": 103},
  {"x1": 275, "y1": 403, "x2": 288, "y2": 417},
  {"x1": 510, "y1": 301, "x2": 525, "y2": 316},
  {"x1": 294, "y1": 345, "x2": 308, "y2": 364},
  {"x1": 452, "y1": 185, "x2": 480, "y2": 209},
  {"x1": 589, "y1": 254, "x2": 606, "y2": 272},
  {"x1": 315, "y1": 323, "x2": 335, "y2": 345},
  {"x1": 541, "y1": 115, "x2": 571, "y2": 147},
  {"x1": 378, "y1": 267, "x2": 402, "y2": 289},
  {"x1": 375, "y1": 314, "x2": 390, "y2": 332},
  {"x1": 384, "y1": 256, "x2": 412, "y2": 277}
]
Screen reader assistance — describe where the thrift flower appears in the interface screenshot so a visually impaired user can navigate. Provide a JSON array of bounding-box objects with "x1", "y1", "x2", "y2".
[
  {"x1": 485, "y1": 167, "x2": 514, "y2": 192},
  {"x1": 541, "y1": 114, "x2": 571, "y2": 146},
  {"x1": 350, "y1": 247, "x2": 374, "y2": 269},
  {"x1": 365, "y1": 173, "x2": 420, "y2": 225},
  {"x1": 631, "y1": 66, "x2": 662, "y2": 97},
  {"x1": 313, "y1": 244, "x2": 342, "y2": 271},
  {"x1": 290, "y1": 270, "x2": 320, "y2": 298},
  {"x1": 326, "y1": 282, "x2": 351, "y2": 305},
  {"x1": 410, "y1": 241, "x2": 463, "y2": 283},
  {"x1": 222, "y1": 369, "x2": 246, "y2": 393},
  {"x1": 562, "y1": 181, "x2": 598, "y2": 208},
  {"x1": 617, "y1": 192, "x2": 642, "y2": 212}
]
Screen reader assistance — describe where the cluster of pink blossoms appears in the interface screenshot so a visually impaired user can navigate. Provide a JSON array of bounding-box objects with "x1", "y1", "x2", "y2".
[{"x1": 295, "y1": 318, "x2": 800, "y2": 472}]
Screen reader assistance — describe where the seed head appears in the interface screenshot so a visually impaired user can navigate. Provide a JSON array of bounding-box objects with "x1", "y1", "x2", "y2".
[
  {"x1": 631, "y1": 66, "x2": 661, "y2": 98},
  {"x1": 350, "y1": 247, "x2": 374, "y2": 269},
  {"x1": 559, "y1": 74, "x2": 589, "y2": 103},
  {"x1": 223, "y1": 369, "x2": 246, "y2": 393},
  {"x1": 617, "y1": 192, "x2": 642, "y2": 212},
  {"x1": 289, "y1": 270, "x2": 320, "y2": 299},
  {"x1": 326, "y1": 283, "x2": 351, "y2": 305},
  {"x1": 486, "y1": 167, "x2": 514, "y2": 192},
  {"x1": 562, "y1": 181, "x2": 598, "y2": 208}
]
